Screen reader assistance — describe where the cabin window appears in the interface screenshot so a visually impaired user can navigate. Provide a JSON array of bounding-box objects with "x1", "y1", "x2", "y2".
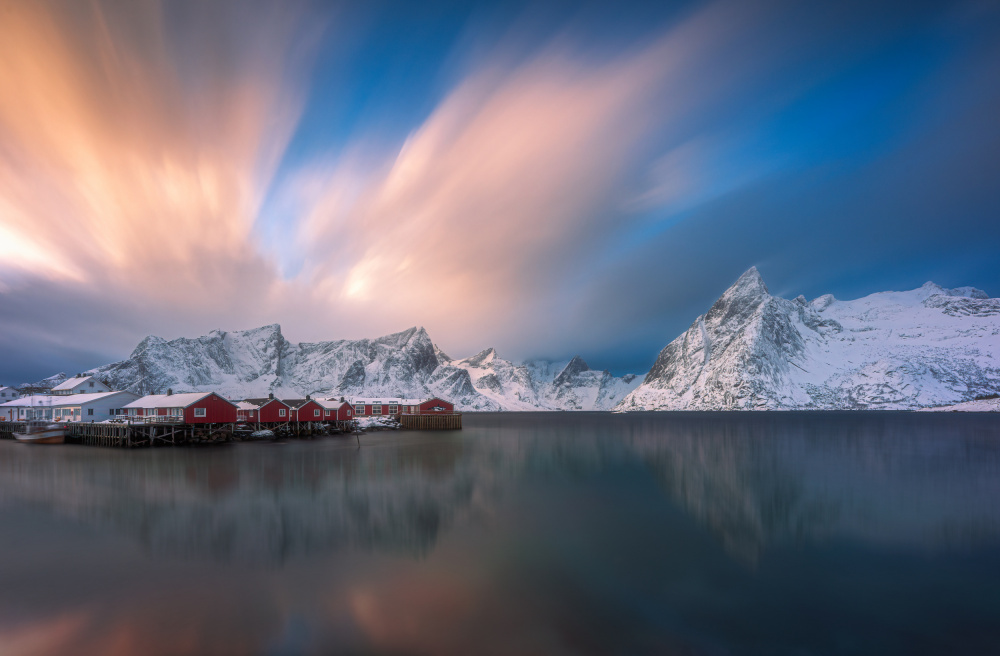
[
  {"x1": 388, "y1": 404, "x2": 398, "y2": 414},
  {"x1": 279, "y1": 408, "x2": 286, "y2": 417},
  {"x1": 373, "y1": 404, "x2": 382, "y2": 415},
  {"x1": 355, "y1": 404, "x2": 364, "y2": 414},
  {"x1": 325, "y1": 409, "x2": 331, "y2": 416},
  {"x1": 314, "y1": 409, "x2": 321, "y2": 417},
  {"x1": 87, "y1": 408, "x2": 93, "y2": 416},
  {"x1": 89, "y1": 382, "x2": 94, "y2": 388},
  {"x1": 194, "y1": 407, "x2": 207, "y2": 418}
]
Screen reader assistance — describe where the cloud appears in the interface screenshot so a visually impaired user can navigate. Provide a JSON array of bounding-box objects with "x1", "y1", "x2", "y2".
[
  {"x1": 0, "y1": 0, "x2": 325, "y2": 377},
  {"x1": 0, "y1": 0, "x2": 320, "y2": 298},
  {"x1": 287, "y1": 3, "x2": 777, "y2": 358}
]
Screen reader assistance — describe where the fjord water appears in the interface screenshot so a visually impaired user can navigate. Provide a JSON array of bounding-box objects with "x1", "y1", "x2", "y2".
[{"x1": 1, "y1": 413, "x2": 998, "y2": 655}]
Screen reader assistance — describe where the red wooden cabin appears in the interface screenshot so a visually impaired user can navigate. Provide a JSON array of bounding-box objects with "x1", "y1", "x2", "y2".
[
  {"x1": 124, "y1": 391, "x2": 238, "y2": 424},
  {"x1": 286, "y1": 398, "x2": 325, "y2": 422},
  {"x1": 319, "y1": 399, "x2": 354, "y2": 421},
  {"x1": 243, "y1": 396, "x2": 292, "y2": 422}
]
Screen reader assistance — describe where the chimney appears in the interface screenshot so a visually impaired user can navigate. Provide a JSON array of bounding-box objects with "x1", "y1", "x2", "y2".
[
  {"x1": 268, "y1": 392, "x2": 274, "y2": 400},
  {"x1": 167, "y1": 388, "x2": 173, "y2": 396},
  {"x1": 306, "y1": 394, "x2": 311, "y2": 400}
]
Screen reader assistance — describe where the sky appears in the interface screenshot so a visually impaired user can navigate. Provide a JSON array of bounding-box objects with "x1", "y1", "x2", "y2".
[{"x1": 1, "y1": 0, "x2": 999, "y2": 383}]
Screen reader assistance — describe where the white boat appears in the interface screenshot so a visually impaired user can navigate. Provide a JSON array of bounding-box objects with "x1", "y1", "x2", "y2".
[{"x1": 14, "y1": 420, "x2": 66, "y2": 444}]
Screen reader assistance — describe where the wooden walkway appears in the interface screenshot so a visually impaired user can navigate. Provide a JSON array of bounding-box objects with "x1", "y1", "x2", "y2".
[
  {"x1": 0, "y1": 420, "x2": 354, "y2": 448},
  {"x1": 0, "y1": 414, "x2": 460, "y2": 447}
]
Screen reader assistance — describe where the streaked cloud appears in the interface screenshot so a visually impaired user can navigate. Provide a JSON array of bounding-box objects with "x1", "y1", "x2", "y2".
[
  {"x1": 2, "y1": 0, "x2": 998, "y2": 381},
  {"x1": 0, "y1": 0, "x2": 317, "y2": 301}
]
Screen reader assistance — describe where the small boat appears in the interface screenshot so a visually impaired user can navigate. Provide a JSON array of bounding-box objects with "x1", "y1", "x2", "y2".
[{"x1": 14, "y1": 420, "x2": 66, "y2": 444}]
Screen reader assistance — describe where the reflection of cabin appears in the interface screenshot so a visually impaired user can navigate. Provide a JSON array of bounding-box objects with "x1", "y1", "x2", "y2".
[
  {"x1": 51, "y1": 374, "x2": 110, "y2": 396},
  {"x1": 123, "y1": 391, "x2": 237, "y2": 423}
]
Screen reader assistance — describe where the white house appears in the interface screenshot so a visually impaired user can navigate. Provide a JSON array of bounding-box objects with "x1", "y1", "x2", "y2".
[
  {"x1": 0, "y1": 392, "x2": 139, "y2": 422},
  {"x1": 50, "y1": 375, "x2": 110, "y2": 396},
  {"x1": 0, "y1": 396, "x2": 55, "y2": 421},
  {"x1": 51, "y1": 391, "x2": 139, "y2": 423},
  {"x1": 0, "y1": 386, "x2": 20, "y2": 401}
]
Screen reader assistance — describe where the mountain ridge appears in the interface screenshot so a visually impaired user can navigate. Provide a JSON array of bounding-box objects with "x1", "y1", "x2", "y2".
[{"x1": 619, "y1": 269, "x2": 1000, "y2": 410}]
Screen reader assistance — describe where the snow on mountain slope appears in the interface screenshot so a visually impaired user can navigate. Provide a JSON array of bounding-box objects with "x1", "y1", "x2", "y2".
[
  {"x1": 86, "y1": 325, "x2": 641, "y2": 411},
  {"x1": 619, "y1": 268, "x2": 1000, "y2": 410}
]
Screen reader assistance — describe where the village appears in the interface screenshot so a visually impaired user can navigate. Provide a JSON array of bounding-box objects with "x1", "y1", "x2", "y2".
[{"x1": 0, "y1": 374, "x2": 459, "y2": 447}]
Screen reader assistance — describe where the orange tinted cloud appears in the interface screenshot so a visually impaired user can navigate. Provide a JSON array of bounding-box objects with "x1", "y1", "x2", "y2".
[
  {"x1": 290, "y1": 3, "x2": 770, "y2": 355},
  {"x1": 0, "y1": 0, "x2": 316, "y2": 304}
]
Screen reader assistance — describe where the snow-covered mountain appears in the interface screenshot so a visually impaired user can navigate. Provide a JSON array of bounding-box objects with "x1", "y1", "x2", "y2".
[
  {"x1": 86, "y1": 324, "x2": 641, "y2": 411},
  {"x1": 619, "y1": 267, "x2": 1000, "y2": 410}
]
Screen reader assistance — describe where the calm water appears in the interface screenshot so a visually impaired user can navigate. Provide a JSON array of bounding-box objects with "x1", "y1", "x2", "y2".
[{"x1": 1, "y1": 412, "x2": 999, "y2": 655}]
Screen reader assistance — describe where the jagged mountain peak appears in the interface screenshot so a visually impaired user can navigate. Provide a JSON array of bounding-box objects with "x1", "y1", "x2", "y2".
[
  {"x1": 433, "y1": 344, "x2": 453, "y2": 363},
  {"x1": 705, "y1": 267, "x2": 772, "y2": 328},
  {"x1": 462, "y1": 347, "x2": 498, "y2": 367},
  {"x1": 558, "y1": 356, "x2": 590, "y2": 378},
  {"x1": 621, "y1": 272, "x2": 1000, "y2": 411},
  {"x1": 729, "y1": 266, "x2": 769, "y2": 297},
  {"x1": 373, "y1": 326, "x2": 430, "y2": 349}
]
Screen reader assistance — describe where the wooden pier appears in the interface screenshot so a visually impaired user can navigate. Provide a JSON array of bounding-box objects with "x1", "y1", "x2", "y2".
[
  {"x1": 0, "y1": 414, "x2": 458, "y2": 448},
  {"x1": 0, "y1": 422, "x2": 25, "y2": 440},
  {"x1": 0, "y1": 419, "x2": 353, "y2": 448},
  {"x1": 400, "y1": 413, "x2": 462, "y2": 430}
]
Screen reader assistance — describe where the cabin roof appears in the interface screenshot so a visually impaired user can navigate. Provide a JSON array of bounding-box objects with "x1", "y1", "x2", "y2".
[
  {"x1": 283, "y1": 398, "x2": 320, "y2": 409},
  {"x1": 123, "y1": 392, "x2": 231, "y2": 409},
  {"x1": 243, "y1": 397, "x2": 291, "y2": 408}
]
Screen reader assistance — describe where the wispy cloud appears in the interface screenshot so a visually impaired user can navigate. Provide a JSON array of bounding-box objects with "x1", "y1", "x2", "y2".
[{"x1": 0, "y1": 0, "x2": 318, "y2": 299}]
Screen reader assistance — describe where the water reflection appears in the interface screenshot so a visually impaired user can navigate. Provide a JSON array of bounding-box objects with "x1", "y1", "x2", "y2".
[{"x1": 0, "y1": 413, "x2": 998, "y2": 655}]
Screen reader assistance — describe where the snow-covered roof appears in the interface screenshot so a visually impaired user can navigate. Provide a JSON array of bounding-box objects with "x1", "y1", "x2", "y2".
[
  {"x1": 235, "y1": 401, "x2": 258, "y2": 411},
  {"x1": 51, "y1": 375, "x2": 104, "y2": 391},
  {"x1": 349, "y1": 397, "x2": 405, "y2": 404},
  {"x1": 317, "y1": 399, "x2": 349, "y2": 409},
  {"x1": 243, "y1": 397, "x2": 290, "y2": 408},
  {"x1": 0, "y1": 395, "x2": 53, "y2": 408},
  {"x1": 124, "y1": 392, "x2": 227, "y2": 409},
  {"x1": 283, "y1": 398, "x2": 321, "y2": 409},
  {"x1": 46, "y1": 391, "x2": 137, "y2": 407}
]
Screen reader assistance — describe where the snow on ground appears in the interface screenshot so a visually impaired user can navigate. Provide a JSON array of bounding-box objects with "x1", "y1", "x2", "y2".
[{"x1": 920, "y1": 397, "x2": 1000, "y2": 412}]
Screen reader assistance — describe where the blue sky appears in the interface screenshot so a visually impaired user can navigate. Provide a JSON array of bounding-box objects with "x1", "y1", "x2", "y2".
[{"x1": 1, "y1": 0, "x2": 999, "y2": 382}]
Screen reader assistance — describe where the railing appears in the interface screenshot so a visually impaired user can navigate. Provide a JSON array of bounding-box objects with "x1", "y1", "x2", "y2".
[{"x1": 113, "y1": 414, "x2": 185, "y2": 424}]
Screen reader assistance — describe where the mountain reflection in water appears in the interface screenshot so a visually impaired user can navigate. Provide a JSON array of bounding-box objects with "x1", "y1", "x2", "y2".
[{"x1": 0, "y1": 412, "x2": 998, "y2": 655}]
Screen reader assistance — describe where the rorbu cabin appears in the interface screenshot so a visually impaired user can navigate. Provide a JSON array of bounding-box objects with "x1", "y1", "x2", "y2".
[
  {"x1": 243, "y1": 395, "x2": 292, "y2": 423},
  {"x1": 318, "y1": 399, "x2": 354, "y2": 421},
  {"x1": 284, "y1": 397, "x2": 325, "y2": 423},
  {"x1": 400, "y1": 397, "x2": 455, "y2": 415},
  {"x1": 351, "y1": 398, "x2": 404, "y2": 417},
  {"x1": 235, "y1": 401, "x2": 259, "y2": 423},
  {"x1": 123, "y1": 391, "x2": 238, "y2": 424}
]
